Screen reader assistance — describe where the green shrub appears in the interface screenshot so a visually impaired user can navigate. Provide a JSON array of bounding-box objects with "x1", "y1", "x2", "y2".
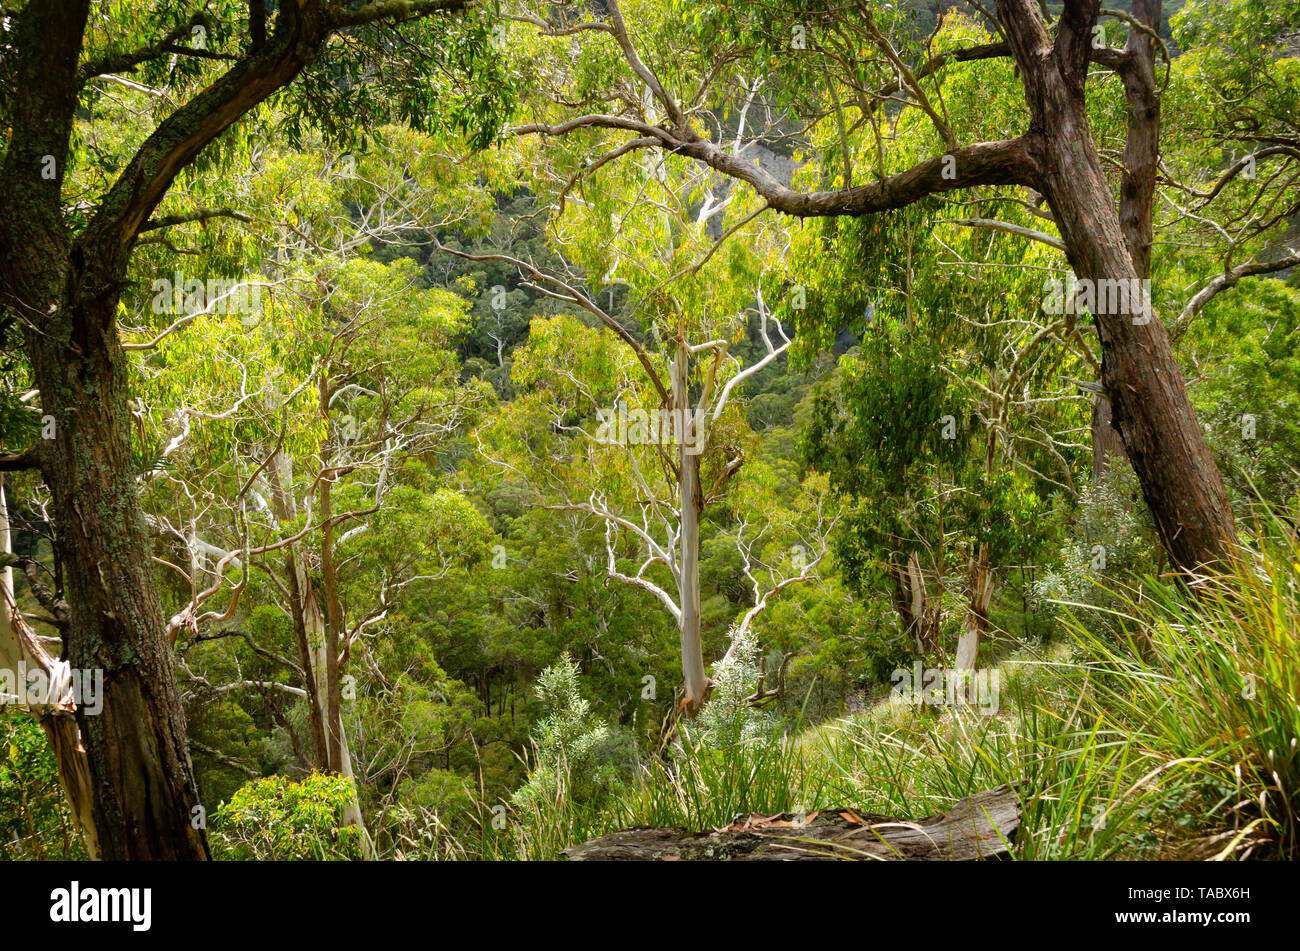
[
  {"x1": 1032, "y1": 462, "x2": 1161, "y2": 637},
  {"x1": 211, "y1": 773, "x2": 366, "y2": 861},
  {"x1": 511, "y1": 653, "x2": 636, "y2": 813},
  {"x1": 0, "y1": 712, "x2": 85, "y2": 860},
  {"x1": 681, "y1": 629, "x2": 778, "y2": 750}
]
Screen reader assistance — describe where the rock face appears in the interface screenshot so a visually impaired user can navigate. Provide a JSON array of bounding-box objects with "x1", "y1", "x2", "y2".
[{"x1": 562, "y1": 785, "x2": 1020, "y2": 861}]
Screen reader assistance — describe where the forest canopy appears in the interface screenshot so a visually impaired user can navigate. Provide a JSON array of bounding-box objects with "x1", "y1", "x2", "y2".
[{"x1": 0, "y1": 0, "x2": 1297, "y2": 870}]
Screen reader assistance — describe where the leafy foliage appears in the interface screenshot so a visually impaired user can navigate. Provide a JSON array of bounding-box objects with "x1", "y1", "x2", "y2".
[{"x1": 211, "y1": 773, "x2": 367, "y2": 861}]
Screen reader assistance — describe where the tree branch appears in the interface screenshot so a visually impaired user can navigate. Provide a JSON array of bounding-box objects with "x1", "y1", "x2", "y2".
[
  {"x1": 0, "y1": 445, "x2": 43, "y2": 472},
  {"x1": 1055, "y1": 0, "x2": 1103, "y2": 90},
  {"x1": 1176, "y1": 249, "x2": 1300, "y2": 330},
  {"x1": 78, "y1": 20, "x2": 192, "y2": 83},
  {"x1": 326, "y1": 0, "x2": 468, "y2": 29},
  {"x1": 15, "y1": 556, "x2": 70, "y2": 631},
  {"x1": 139, "y1": 207, "x2": 252, "y2": 233},
  {"x1": 940, "y1": 217, "x2": 1066, "y2": 251},
  {"x1": 431, "y1": 239, "x2": 671, "y2": 404},
  {"x1": 519, "y1": 115, "x2": 1038, "y2": 218}
]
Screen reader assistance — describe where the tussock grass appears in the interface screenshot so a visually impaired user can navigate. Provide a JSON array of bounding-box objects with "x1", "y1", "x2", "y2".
[{"x1": 474, "y1": 513, "x2": 1299, "y2": 860}]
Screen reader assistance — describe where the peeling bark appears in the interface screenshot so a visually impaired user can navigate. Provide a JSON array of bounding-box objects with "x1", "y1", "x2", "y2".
[
  {"x1": 892, "y1": 553, "x2": 940, "y2": 660},
  {"x1": 0, "y1": 477, "x2": 99, "y2": 859},
  {"x1": 956, "y1": 543, "x2": 993, "y2": 673}
]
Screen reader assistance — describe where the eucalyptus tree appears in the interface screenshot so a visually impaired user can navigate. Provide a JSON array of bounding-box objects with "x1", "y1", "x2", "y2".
[
  {"x1": 0, "y1": 0, "x2": 508, "y2": 859},
  {"x1": 0, "y1": 354, "x2": 97, "y2": 854},
  {"x1": 126, "y1": 134, "x2": 495, "y2": 849},
  {"x1": 506, "y1": 0, "x2": 1300, "y2": 577},
  {"x1": 449, "y1": 137, "x2": 835, "y2": 714},
  {"x1": 793, "y1": 192, "x2": 1090, "y2": 673}
]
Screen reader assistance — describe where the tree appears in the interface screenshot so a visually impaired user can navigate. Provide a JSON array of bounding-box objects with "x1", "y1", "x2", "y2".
[
  {"x1": 507, "y1": 0, "x2": 1299, "y2": 576},
  {"x1": 0, "y1": 0, "x2": 504, "y2": 860},
  {"x1": 793, "y1": 198, "x2": 1085, "y2": 675},
  {"x1": 448, "y1": 137, "x2": 834, "y2": 714},
  {"x1": 126, "y1": 134, "x2": 495, "y2": 851}
]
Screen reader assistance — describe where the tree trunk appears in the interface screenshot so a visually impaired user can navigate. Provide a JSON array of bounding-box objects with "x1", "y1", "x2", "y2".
[
  {"x1": 1000, "y1": 0, "x2": 1238, "y2": 571},
  {"x1": 564, "y1": 785, "x2": 1021, "y2": 861},
  {"x1": 301, "y1": 574, "x2": 371, "y2": 854},
  {"x1": 23, "y1": 320, "x2": 209, "y2": 860},
  {"x1": 268, "y1": 451, "x2": 331, "y2": 766},
  {"x1": 890, "y1": 560, "x2": 920, "y2": 655},
  {"x1": 334, "y1": 707, "x2": 371, "y2": 857},
  {"x1": 270, "y1": 447, "x2": 370, "y2": 853},
  {"x1": 318, "y1": 378, "x2": 346, "y2": 774},
  {"x1": 304, "y1": 583, "x2": 334, "y2": 765},
  {"x1": 0, "y1": 0, "x2": 458, "y2": 862},
  {"x1": 1091, "y1": 393, "x2": 1127, "y2": 480},
  {"x1": 891, "y1": 552, "x2": 939, "y2": 660},
  {"x1": 673, "y1": 344, "x2": 708, "y2": 714},
  {"x1": 956, "y1": 543, "x2": 992, "y2": 672},
  {"x1": 1040, "y1": 135, "x2": 1236, "y2": 570},
  {"x1": 39, "y1": 713, "x2": 100, "y2": 859},
  {"x1": 0, "y1": 0, "x2": 207, "y2": 858}
]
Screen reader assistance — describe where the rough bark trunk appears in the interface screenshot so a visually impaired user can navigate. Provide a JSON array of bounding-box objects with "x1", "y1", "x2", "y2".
[
  {"x1": 0, "y1": 0, "x2": 455, "y2": 862},
  {"x1": 1042, "y1": 141, "x2": 1235, "y2": 570},
  {"x1": 23, "y1": 321, "x2": 209, "y2": 860},
  {"x1": 1090, "y1": 0, "x2": 1158, "y2": 482},
  {"x1": 0, "y1": 0, "x2": 208, "y2": 860},
  {"x1": 999, "y1": 0, "x2": 1238, "y2": 571}
]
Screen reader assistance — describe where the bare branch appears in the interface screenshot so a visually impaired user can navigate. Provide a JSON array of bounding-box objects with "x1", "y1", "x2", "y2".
[
  {"x1": 940, "y1": 217, "x2": 1066, "y2": 251},
  {"x1": 431, "y1": 239, "x2": 671, "y2": 404},
  {"x1": 1177, "y1": 249, "x2": 1300, "y2": 330}
]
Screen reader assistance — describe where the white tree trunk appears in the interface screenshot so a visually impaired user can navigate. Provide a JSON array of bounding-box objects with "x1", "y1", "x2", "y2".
[
  {"x1": 335, "y1": 711, "x2": 371, "y2": 857},
  {"x1": 270, "y1": 452, "x2": 370, "y2": 855},
  {"x1": 302, "y1": 575, "x2": 370, "y2": 855},
  {"x1": 956, "y1": 545, "x2": 993, "y2": 674},
  {"x1": 954, "y1": 626, "x2": 980, "y2": 673},
  {"x1": 672, "y1": 344, "x2": 708, "y2": 713},
  {"x1": 303, "y1": 585, "x2": 333, "y2": 761}
]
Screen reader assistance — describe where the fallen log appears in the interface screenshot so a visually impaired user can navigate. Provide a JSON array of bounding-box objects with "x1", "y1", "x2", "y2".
[{"x1": 562, "y1": 785, "x2": 1019, "y2": 861}]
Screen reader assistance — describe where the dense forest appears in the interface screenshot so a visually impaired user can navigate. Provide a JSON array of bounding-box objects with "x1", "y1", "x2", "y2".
[{"x1": 0, "y1": 0, "x2": 1297, "y2": 873}]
